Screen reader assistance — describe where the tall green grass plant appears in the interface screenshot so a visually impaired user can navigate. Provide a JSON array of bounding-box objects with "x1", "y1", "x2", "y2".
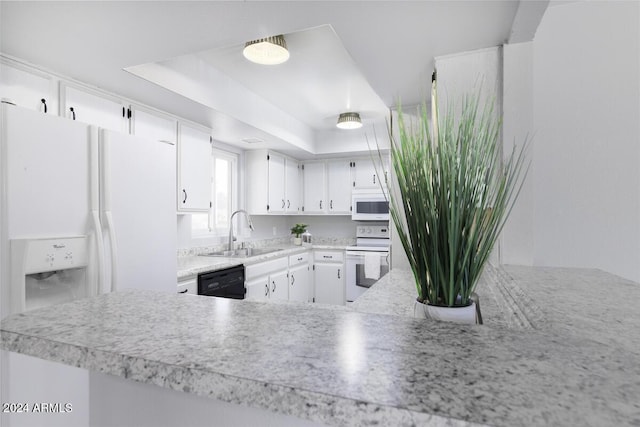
[{"x1": 389, "y1": 92, "x2": 528, "y2": 307}]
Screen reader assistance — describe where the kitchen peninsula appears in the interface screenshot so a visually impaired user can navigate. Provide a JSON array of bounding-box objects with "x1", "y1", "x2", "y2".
[{"x1": 1, "y1": 265, "x2": 639, "y2": 427}]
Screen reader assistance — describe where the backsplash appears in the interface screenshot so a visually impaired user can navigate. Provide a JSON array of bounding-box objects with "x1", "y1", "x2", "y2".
[{"x1": 177, "y1": 235, "x2": 355, "y2": 257}]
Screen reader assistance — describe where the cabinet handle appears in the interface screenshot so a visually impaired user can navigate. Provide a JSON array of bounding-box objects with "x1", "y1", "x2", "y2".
[
  {"x1": 40, "y1": 98, "x2": 47, "y2": 113},
  {"x1": 385, "y1": 171, "x2": 388, "y2": 184},
  {"x1": 287, "y1": 200, "x2": 290, "y2": 209},
  {"x1": 337, "y1": 268, "x2": 341, "y2": 279},
  {"x1": 69, "y1": 107, "x2": 76, "y2": 120},
  {"x1": 282, "y1": 199, "x2": 285, "y2": 209},
  {"x1": 373, "y1": 174, "x2": 376, "y2": 184},
  {"x1": 272, "y1": 280, "x2": 276, "y2": 293},
  {"x1": 182, "y1": 189, "x2": 187, "y2": 204},
  {"x1": 330, "y1": 200, "x2": 333, "y2": 210},
  {"x1": 323, "y1": 255, "x2": 332, "y2": 259},
  {"x1": 265, "y1": 283, "x2": 269, "y2": 297},
  {"x1": 178, "y1": 289, "x2": 188, "y2": 294},
  {"x1": 297, "y1": 257, "x2": 303, "y2": 261},
  {"x1": 319, "y1": 200, "x2": 323, "y2": 210},
  {"x1": 291, "y1": 274, "x2": 295, "y2": 286}
]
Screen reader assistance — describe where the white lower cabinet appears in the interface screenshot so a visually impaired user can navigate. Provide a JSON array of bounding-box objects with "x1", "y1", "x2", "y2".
[
  {"x1": 246, "y1": 276, "x2": 270, "y2": 301},
  {"x1": 243, "y1": 249, "x2": 345, "y2": 305},
  {"x1": 269, "y1": 269, "x2": 289, "y2": 301},
  {"x1": 177, "y1": 277, "x2": 197, "y2": 295},
  {"x1": 245, "y1": 256, "x2": 289, "y2": 301},
  {"x1": 288, "y1": 252, "x2": 310, "y2": 303},
  {"x1": 313, "y1": 250, "x2": 345, "y2": 306}
]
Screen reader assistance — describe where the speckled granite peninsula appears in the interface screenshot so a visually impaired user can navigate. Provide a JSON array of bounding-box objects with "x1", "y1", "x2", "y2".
[{"x1": 2, "y1": 265, "x2": 639, "y2": 426}]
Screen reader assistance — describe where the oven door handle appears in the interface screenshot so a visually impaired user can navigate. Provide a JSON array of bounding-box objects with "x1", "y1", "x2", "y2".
[{"x1": 346, "y1": 251, "x2": 389, "y2": 258}]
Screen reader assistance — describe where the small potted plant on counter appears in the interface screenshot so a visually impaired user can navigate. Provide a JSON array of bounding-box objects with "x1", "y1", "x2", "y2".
[
  {"x1": 290, "y1": 223, "x2": 308, "y2": 246},
  {"x1": 387, "y1": 77, "x2": 529, "y2": 324}
]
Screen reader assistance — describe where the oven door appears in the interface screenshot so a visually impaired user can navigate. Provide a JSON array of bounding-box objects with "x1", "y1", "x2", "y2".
[{"x1": 346, "y1": 250, "x2": 390, "y2": 302}]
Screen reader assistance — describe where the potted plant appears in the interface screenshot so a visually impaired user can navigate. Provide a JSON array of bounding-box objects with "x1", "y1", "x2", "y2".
[
  {"x1": 387, "y1": 86, "x2": 528, "y2": 324},
  {"x1": 290, "y1": 223, "x2": 307, "y2": 246}
]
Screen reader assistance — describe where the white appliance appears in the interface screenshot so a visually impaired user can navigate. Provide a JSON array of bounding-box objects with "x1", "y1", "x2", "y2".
[
  {"x1": 0, "y1": 104, "x2": 177, "y2": 319},
  {"x1": 351, "y1": 190, "x2": 389, "y2": 221},
  {"x1": 346, "y1": 225, "x2": 390, "y2": 302}
]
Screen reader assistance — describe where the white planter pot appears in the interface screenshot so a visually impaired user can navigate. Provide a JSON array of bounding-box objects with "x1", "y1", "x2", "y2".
[
  {"x1": 414, "y1": 300, "x2": 477, "y2": 324},
  {"x1": 293, "y1": 237, "x2": 302, "y2": 246}
]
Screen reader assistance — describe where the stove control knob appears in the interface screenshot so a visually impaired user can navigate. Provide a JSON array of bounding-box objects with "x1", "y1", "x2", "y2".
[{"x1": 366, "y1": 228, "x2": 372, "y2": 234}]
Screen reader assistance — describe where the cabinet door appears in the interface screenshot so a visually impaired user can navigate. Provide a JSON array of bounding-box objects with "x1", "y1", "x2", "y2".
[
  {"x1": 289, "y1": 263, "x2": 309, "y2": 302},
  {"x1": 177, "y1": 278, "x2": 197, "y2": 295},
  {"x1": 302, "y1": 162, "x2": 326, "y2": 214},
  {"x1": 178, "y1": 123, "x2": 212, "y2": 212},
  {"x1": 130, "y1": 105, "x2": 177, "y2": 144},
  {"x1": 327, "y1": 160, "x2": 352, "y2": 214},
  {"x1": 245, "y1": 276, "x2": 270, "y2": 301},
  {"x1": 314, "y1": 263, "x2": 345, "y2": 305},
  {"x1": 285, "y1": 158, "x2": 300, "y2": 214},
  {"x1": 0, "y1": 60, "x2": 55, "y2": 113},
  {"x1": 269, "y1": 269, "x2": 289, "y2": 301},
  {"x1": 61, "y1": 83, "x2": 126, "y2": 132},
  {"x1": 353, "y1": 158, "x2": 378, "y2": 189},
  {"x1": 354, "y1": 157, "x2": 389, "y2": 189},
  {"x1": 267, "y1": 153, "x2": 286, "y2": 213}
]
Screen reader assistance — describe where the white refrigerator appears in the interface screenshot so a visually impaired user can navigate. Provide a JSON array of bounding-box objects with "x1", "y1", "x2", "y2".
[
  {"x1": 0, "y1": 103, "x2": 176, "y2": 426},
  {"x1": 0, "y1": 103, "x2": 176, "y2": 317}
]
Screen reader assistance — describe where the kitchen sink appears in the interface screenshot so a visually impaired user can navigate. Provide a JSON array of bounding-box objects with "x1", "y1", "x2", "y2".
[{"x1": 199, "y1": 248, "x2": 284, "y2": 258}]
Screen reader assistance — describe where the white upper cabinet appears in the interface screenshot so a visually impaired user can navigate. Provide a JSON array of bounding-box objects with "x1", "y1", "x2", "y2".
[
  {"x1": 177, "y1": 122, "x2": 212, "y2": 212},
  {"x1": 129, "y1": 105, "x2": 177, "y2": 144},
  {"x1": 60, "y1": 83, "x2": 127, "y2": 133},
  {"x1": 353, "y1": 156, "x2": 389, "y2": 189},
  {"x1": 0, "y1": 59, "x2": 56, "y2": 114},
  {"x1": 327, "y1": 159, "x2": 352, "y2": 214},
  {"x1": 302, "y1": 161, "x2": 327, "y2": 214},
  {"x1": 267, "y1": 152, "x2": 286, "y2": 214},
  {"x1": 285, "y1": 158, "x2": 301, "y2": 214},
  {"x1": 246, "y1": 150, "x2": 300, "y2": 215}
]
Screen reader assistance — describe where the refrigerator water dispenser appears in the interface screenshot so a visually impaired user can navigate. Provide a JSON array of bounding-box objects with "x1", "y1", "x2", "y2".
[{"x1": 10, "y1": 236, "x2": 94, "y2": 315}]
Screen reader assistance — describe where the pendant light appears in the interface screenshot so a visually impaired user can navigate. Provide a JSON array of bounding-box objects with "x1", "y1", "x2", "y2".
[
  {"x1": 243, "y1": 35, "x2": 289, "y2": 65},
  {"x1": 336, "y1": 112, "x2": 362, "y2": 130}
]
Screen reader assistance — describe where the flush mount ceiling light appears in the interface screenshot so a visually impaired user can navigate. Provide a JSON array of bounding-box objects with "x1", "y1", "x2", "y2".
[
  {"x1": 336, "y1": 112, "x2": 362, "y2": 130},
  {"x1": 243, "y1": 35, "x2": 290, "y2": 65}
]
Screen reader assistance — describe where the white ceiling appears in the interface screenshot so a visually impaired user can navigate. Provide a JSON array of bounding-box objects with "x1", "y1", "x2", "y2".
[
  {"x1": 0, "y1": 1, "x2": 546, "y2": 157},
  {"x1": 194, "y1": 24, "x2": 389, "y2": 130}
]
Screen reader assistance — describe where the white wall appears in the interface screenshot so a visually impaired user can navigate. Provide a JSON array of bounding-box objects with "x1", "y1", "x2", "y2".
[
  {"x1": 529, "y1": 1, "x2": 640, "y2": 282},
  {"x1": 502, "y1": 42, "x2": 535, "y2": 265}
]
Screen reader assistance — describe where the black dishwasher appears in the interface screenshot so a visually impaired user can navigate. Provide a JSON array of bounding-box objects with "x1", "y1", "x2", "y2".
[{"x1": 197, "y1": 265, "x2": 246, "y2": 299}]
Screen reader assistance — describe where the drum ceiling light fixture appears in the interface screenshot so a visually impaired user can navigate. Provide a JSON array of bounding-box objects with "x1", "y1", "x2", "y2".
[
  {"x1": 336, "y1": 112, "x2": 362, "y2": 130},
  {"x1": 243, "y1": 35, "x2": 290, "y2": 65}
]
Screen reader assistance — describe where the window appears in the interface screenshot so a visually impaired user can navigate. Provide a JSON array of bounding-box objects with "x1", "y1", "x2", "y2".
[{"x1": 192, "y1": 148, "x2": 238, "y2": 236}]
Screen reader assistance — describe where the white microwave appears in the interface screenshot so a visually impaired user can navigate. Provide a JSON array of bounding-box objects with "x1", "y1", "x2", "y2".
[{"x1": 351, "y1": 190, "x2": 389, "y2": 221}]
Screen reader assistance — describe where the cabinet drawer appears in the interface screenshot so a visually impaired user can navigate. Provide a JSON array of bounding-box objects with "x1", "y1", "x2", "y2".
[
  {"x1": 245, "y1": 257, "x2": 288, "y2": 280},
  {"x1": 314, "y1": 250, "x2": 344, "y2": 263},
  {"x1": 177, "y1": 278, "x2": 197, "y2": 295},
  {"x1": 289, "y1": 251, "x2": 309, "y2": 266}
]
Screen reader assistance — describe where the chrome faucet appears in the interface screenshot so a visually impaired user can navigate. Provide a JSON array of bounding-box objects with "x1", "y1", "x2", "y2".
[{"x1": 228, "y1": 210, "x2": 254, "y2": 252}]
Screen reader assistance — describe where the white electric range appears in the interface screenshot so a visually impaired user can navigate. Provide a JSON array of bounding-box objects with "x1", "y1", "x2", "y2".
[{"x1": 345, "y1": 225, "x2": 390, "y2": 302}]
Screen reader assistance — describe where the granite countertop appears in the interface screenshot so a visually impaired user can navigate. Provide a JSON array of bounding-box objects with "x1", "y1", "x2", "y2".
[
  {"x1": 177, "y1": 244, "x2": 349, "y2": 280},
  {"x1": 2, "y1": 265, "x2": 639, "y2": 426}
]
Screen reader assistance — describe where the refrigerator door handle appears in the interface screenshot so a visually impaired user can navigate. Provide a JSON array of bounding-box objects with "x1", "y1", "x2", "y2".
[
  {"x1": 92, "y1": 210, "x2": 106, "y2": 295},
  {"x1": 100, "y1": 129, "x2": 117, "y2": 293},
  {"x1": 90, "y1": 126, "x2": 106, "y2": 294},
  {"x1": 105, "y1": 211, "x2": 118, "y2": 293}
]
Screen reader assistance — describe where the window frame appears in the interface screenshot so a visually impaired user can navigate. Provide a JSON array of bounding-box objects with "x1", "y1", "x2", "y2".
[{"x1": 191, "y1": 146, "x2": 240, "y2": 238}]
